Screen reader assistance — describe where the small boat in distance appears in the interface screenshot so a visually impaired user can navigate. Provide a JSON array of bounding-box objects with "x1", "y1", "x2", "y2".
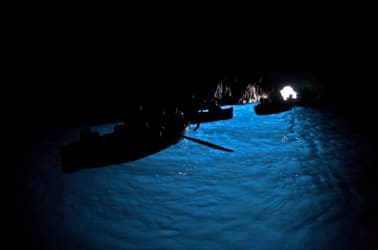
[
  {"x1": 254, "y1": 98, "x2": 293, "y2": 115},
  {"x1": 191, "y1": 106, "x2": 233, "y2": 123}
]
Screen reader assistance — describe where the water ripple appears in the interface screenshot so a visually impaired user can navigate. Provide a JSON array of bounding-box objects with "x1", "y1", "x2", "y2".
[{"x1": 12, "y1": 103, "x2": 376, "y2": 250}]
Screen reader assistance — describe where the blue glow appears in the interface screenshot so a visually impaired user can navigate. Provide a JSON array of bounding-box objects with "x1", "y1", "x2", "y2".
[{"x1": 11, "y1": 104, "x2": 375, "y2": 249}]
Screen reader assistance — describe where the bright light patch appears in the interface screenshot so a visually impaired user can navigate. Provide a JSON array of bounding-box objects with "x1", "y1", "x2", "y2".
[{"x1": 280, "y1": 85, "x2": 297, "y2": 100}]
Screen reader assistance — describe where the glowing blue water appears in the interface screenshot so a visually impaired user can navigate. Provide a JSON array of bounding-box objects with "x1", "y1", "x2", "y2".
[{"x1": 11, "y1": 103, "x2": 376, "y2": 249}]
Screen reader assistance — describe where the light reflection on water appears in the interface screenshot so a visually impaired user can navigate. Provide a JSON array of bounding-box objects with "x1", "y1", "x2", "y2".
[{"x1": 13, "y1": 103, "x2": 376, "y2": 249}]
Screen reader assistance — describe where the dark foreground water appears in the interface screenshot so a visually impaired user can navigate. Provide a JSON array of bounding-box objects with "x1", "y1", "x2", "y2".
[{"x1": 7, "y1": 104, "x2": 377, "y2": 249}]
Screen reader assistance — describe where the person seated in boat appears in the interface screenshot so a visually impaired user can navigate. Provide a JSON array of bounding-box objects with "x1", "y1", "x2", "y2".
[
  {"x1": 208, "y1": 100, "x2": 222, "y2": 112},
  {"x1": 270, "y1": 87, "x2": 284, "y2": 103},
  {"x1": 259, "y1": 97, "x2": 267, "y2": 104}
]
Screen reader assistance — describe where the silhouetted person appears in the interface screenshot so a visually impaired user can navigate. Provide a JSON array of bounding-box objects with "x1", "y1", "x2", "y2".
[
  {"x1": 209, "y1": 100, "x2": 222, "y2": 112},
  {"x1": 271, "y1": 88, "x2": 283, "y2": 103}
]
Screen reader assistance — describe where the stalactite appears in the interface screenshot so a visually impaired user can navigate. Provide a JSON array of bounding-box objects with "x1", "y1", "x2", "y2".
[
  {"x1": 213, "y1": 75, "x2": 269, "y2": 105},
  {"x1": 238, "y1": 82, "x2": 268, "y2": 104},
  {"x1": 214, "y1": 80, "x2": 232, "y2": 100}
]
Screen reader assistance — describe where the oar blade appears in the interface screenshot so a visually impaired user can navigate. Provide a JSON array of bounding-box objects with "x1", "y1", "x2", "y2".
[{"x1": 180, "y1": 135, "x2": 234, "y2": 152}]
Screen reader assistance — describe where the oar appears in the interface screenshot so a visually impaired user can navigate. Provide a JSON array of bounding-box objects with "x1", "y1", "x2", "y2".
[{"x1": 180, "y1": 135, "x2": 234, "y2": 152}]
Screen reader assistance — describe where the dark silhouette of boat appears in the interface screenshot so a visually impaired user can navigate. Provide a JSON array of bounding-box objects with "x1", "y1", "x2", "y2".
[
  {"x1": 254, "y1": 100, "x2": 293, "y2": 115},
  {"x1": 61, "y1": 113, "x2": 190, "y2": 173},
  {"x1": 191, "y1": 106, "x2": 233, "y2": 123}
]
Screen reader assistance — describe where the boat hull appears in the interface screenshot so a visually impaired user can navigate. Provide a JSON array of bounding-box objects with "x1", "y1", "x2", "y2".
[
  {"x1": 61, "y1": 122, "x2": 189, "y2": 173},
  {"x1": 191, "y1": 107, "x2": 233, "y2": 123},
  {"x1": 254, "y1": 102, "x2": 293, "y2": 115}
]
